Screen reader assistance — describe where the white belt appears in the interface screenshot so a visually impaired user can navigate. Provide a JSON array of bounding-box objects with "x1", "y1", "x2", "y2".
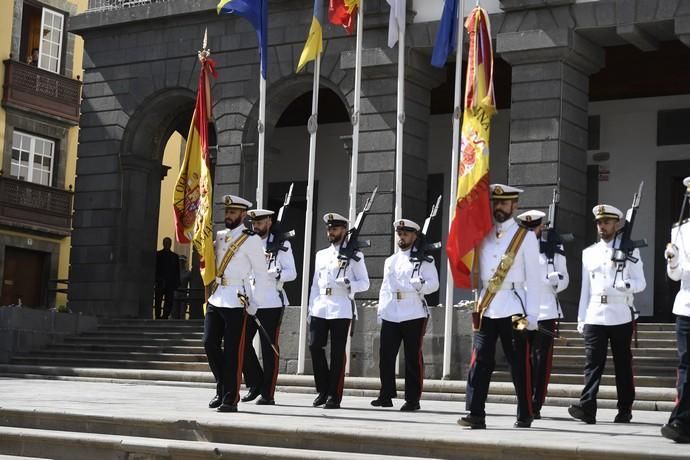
[
  {"x1": 217, "y1": 277, "x2": 246, "y2": 287},
  {"x1": 482, "y1": 281, "x2": 525, "y2": 291},
  {"x1": 319, "y1": 287, "x2": 348, "y2": 296},
  {"x1": 591, "y1": 294, "x2": 627, "y2": 304},
  {"x1": 394, "y1": 291, "x2": 417, "y2": 300}
]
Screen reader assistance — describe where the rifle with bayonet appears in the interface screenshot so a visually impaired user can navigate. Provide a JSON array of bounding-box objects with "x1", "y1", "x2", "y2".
[
  {"x1": 266, "y1": 183, "x2": 296, "y2": 271},
  {"x1": 540, "y1": 189, "x2": 574, "y2": 264},
  {"x1": 336, "y1": 187, "x2": 378, "y2": 277},
  {"x1": 410, "y1": 195, "x2": 443, "y2": 278},
  {"x1": 612, "y1": 181, "x2": 648, "y2": 284},
  {"x1": 337, "y1": 187, "x2": 378, "y2": 337},
  {"x1": 612, "y1": 181, "x2": 647, "y2": 348}
]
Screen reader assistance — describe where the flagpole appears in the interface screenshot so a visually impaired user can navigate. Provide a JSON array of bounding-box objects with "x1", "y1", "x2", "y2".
[
  {"x1": 297, "y1": 54, "x2": 321, "y2": 375},
  {"x1": 394, "y1": 6, "x2": 405, "y2": 223},
  {"x1": 442, "y1": 0, "x2": 465, "y2": 380},
  {"x1": 345, "y1": 0, "x2": 364, "y2": 376},
  {"x1": 256, "y1": 75, "x2": 267, "y2": 208}
]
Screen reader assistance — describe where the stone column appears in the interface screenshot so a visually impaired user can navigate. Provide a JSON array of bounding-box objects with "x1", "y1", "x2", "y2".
[
  {"x1": 339, "y1": 46, "x2": 443, "y2": 299},
  {"x1": 497, "y1": 29, "x2": 604, "y2": 313}
]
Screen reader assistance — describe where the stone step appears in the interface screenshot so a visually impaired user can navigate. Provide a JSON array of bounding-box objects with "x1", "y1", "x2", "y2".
[
  {"x1": 554, "y1": 346, "x2": 678, "y2": 358},
  {"x1": 12, "y1": 350, "x2": 209, "y2": 362},
  {"x1": 62, "y1": 336, "x2": 203, "y2": 345},
  {"x1": 554, "y1": 337, "x2": 677, "y2": 348},
  {"x1": 493, "y1": 370, "x2": 676, "y2": 387},
  {"x1": 49, "y1": 343, "x2": 206, "y2": 353},
  {"x1": 79, "y1": 330, "x2": 205, "y2": 339},
  {"x1": 0, "y1": 426, "x2": 413, "y2": 460},
  {"x1": 9, "y1": 357, "x2": 210, "y2": 371},
  {"x1": 549, "y1": 355, "x2": 678, "y2": 368},
  {"x1": 0, "y1": 379, "x2": 683, "y2": 460},
  {"x1": 558, "y1": 330, "x2": 676, "y2": 339},
  {"x1": 97, "y1": 319, "x2": 204, "y2": 326},
  {"x1": 0, "y1": 365, "x2": 676, "y2": 406}
]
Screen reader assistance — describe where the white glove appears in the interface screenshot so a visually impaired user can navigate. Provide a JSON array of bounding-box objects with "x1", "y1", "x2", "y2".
[
  {"x1": 410, "y1": 277, "x2": 425, "y2": 292},
  {"x1": 546, "y1": 272, "x2": 561, "y2": 288},
  {"x1": 267, "y1": 265, "x2": 281, "y2": 280},
  {"x1": 335, "y1": 277, "x2": 351, "y2": 289},
  {"x1": 577, "y1": 322, "x2": 584, "y2": 335},
  {"x1": 246, "y1": 299, "x2": 258, "y2": 316},
  {"x1": 666, "y1": 243, "x2": 679, "y2": 260},
  {"x1": 614, "y1": 279, "x2": 632, "y2": 292},
  {"x1": 526, "y1": 315, "x2": 538, "y2": 331}
]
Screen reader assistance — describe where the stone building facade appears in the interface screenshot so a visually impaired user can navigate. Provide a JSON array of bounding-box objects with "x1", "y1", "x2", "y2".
[{"x1": 68, "y1": 0, "x2": 690, "y2": 319}]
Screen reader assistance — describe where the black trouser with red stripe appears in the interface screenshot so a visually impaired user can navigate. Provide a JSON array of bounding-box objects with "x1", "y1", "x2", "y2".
[
  {"x1": 669, "y1": 314, "x2": 690, "y2": 426},
  {"x1": 243, "y1": 307, "x2": 284, "y2": 400},
  {"x1": 309, "y1": 317, "x2": 351, "y2": 404},
  {"x1": 203, "y1": 304, "x2": 248, "y2": 406},
  {"x1": 529, "y1": 318, "x2": 557, "y2": 413},
  {"x1": 378, "y1": 317, "x2": 428, "y2": 403},
  {"x1": 579, "y1": 322, "x2": 635, "y2": 415},
  {"x1": 465, "y1": 316, "x2": 533, "y2": 421}
]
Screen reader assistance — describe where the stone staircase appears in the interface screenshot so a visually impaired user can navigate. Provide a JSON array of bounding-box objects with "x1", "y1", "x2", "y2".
[
  {"x1": 0, "y1": 318, "x2": 684, "y2": 460},
  {"x1": 0, "y1": 318, "x2": 678, "y2": 409}
]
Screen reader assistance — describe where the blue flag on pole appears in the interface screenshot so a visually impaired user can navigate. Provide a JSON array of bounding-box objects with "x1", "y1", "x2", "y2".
[
  {"x1": 217, "y1": 0, "x2": 268, "y2": 79},
  {"x1": 431, "y1": 0, "x2": 459, "y2": 68}
]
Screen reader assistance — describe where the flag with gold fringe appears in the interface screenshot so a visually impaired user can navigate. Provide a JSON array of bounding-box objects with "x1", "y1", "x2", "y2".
[
  {"x1": 173, "y1": 54, "x2": 218, "y2": 286},
  {"x1": 297, "y1": 0, "x2": 325, "y2": 72},
  {"x1": 446, "y1": 7, "x2": 495, "y2": 288}
]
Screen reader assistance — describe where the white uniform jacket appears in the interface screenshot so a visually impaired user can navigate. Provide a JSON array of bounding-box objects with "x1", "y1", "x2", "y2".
[
  {"x1": 251, "y1": 239, "x2": 297, "y2": 309},
  {"x1": 377, "y1": 249, "x2": 440, "y2": 323},
  {"x1": 535, "y1": 249, "x2": 570, "y2": 321},
  {"x1": 577, "y1": 238, "x2": 646, "y2": 326},
  {"x1": 207, "y1": 226, "x2": 271, "y2": 309},
  {"x1": 308, "y1": 244, "x2": 370, "y2": 320},
  {"x1": 667, "y1": 221, "x2": 690, "y2": 318},
  {"x1": 478, "y1": 218, "x2": 541, "y2": 320}
]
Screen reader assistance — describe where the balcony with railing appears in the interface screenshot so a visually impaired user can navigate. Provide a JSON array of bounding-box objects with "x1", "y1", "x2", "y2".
[
  {"x1": 0, "y1": 175, "x2": 73, "y2": 236},
  {"x1": 87, "y1": 0, "x2": 170, "y2": 12},
  {"x1": 2, "y1": 60, "x2": 82, "y2": 125}
]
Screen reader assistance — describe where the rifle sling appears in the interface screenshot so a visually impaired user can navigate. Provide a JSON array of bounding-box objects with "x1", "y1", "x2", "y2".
[{"x1": 473, "y1": 226, "x2": 529, "y2": 331}]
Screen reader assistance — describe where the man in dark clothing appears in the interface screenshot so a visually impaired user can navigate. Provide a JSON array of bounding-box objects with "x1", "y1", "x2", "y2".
[{"x1": 154, "y1": 237, "x2": 180, "y2": 319}]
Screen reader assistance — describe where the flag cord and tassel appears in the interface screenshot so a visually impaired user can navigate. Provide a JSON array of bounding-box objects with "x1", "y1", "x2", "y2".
[{"x1": 442, "y1": 0, "x2": 465, "y2": 380}]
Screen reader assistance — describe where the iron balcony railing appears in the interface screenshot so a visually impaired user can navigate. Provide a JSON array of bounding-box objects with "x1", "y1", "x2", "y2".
[
  {"x1": 0, "y1": 176, "x2": 73, "y2": 236},
  {"x1": 2, "y1": 60, "x2": 81, "y2": 124},
  {"x1": 87, "y1": 0, "x2": 170, "y2": 12}
]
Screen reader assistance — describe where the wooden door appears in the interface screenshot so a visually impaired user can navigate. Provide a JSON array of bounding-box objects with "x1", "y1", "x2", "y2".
[{"x1": 1, "y1": 246, "x2": 48, "y2": 307}]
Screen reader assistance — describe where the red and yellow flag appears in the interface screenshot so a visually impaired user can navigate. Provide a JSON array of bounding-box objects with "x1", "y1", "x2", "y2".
[
  {"x1": 446, "y1": 7, "x2": 495, "y2": 288},
  {"x1": 173, "y1": 55, "x2": 218, "y2": 286},
  {"x1": 329, "y1": 0, "x2": 359, "y2": 34}
]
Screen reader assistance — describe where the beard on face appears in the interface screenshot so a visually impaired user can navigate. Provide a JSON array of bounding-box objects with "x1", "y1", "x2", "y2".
[
  {"x1": 256, "y1": 227, "x2": 269, "y2": 238},
  {"x1": 493, "y1": 209, "x2": 510, "y2": 223},
  {"x1": 397, "y1": 238, "x2": 412, "y2": 250},
  {"x1": 225, "y1": 215, "x2": 242, "y2": 229},
  {"x1": 328, "y1": 230, "x2": 344, "y2": 244}
]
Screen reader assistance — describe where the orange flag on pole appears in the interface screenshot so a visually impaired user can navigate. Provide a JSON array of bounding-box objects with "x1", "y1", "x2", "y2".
[
  {"x1": 173, "y1": 53, "x2": 218, "y2": 286},
  {"x1": 446, "y1": 7, "x2": 495, "y2": 288}
]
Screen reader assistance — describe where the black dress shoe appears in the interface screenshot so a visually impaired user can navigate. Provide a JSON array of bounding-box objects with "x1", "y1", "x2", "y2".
[
  {"x1": 313, "y1": 394, "x2": 328, "y2": 407},
  {"x1": 613, "y1": 411, "x2": 632, "y2": 423},
  {"x1": 371, "y1": 397, "x2": 393, "y2": 408},
  {"x1": 400, "y1": 401, "x2": 420, "y2": 412},
  {"x1": 661, "y1": 421, "x2": 690, "y2": 443},
  {"x1": 324, "y1": 397, "x2": 341, "y2": 409},
  {"x1": 217, "y1": 403, "x2": 238, "y2": 413},
  {"x1": 514, "y1": 418, "x2": 533, "y2": 428},
  {"x1": 568, "y1": 404, "x2": 596, "y2": 424},
  {"x1": 241, "y1": 387, "x2": 261, "y2": 403},
  {"x1": 457, "y1": 414, "x2": 486, "y2": 429},
  {"x1": 533, "y1": 411, "x2": 541, "y2": 420},
  {"x1": 256, "y1": 396, "x2": 275, "y2": 405},
  {"x1": 208, "y1": 394, "x2": 222, "y2": 409}
]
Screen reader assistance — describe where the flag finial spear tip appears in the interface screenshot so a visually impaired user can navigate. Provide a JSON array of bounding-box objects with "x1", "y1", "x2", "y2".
[{"x1": 199, "y1": 27, "x2": 210, "y2": 61}]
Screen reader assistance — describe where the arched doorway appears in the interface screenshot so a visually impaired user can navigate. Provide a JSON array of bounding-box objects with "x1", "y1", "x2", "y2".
[{"x1": 116, "y1": 88, "x2": 195, "y2": 318}]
